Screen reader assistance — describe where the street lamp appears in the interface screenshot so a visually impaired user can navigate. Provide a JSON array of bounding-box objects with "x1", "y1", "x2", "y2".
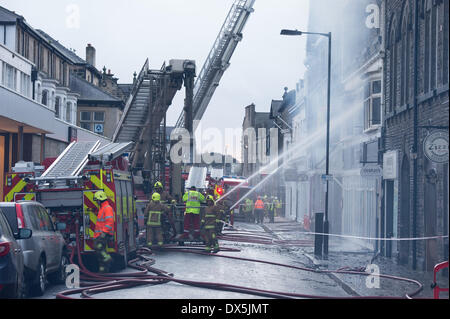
[{"x1": 281, "y1": 29, "x2": 332, "y2": 260}]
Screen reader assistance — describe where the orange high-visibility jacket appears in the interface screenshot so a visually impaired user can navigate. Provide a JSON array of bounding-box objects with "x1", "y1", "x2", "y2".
[
  {"x1": 254, "y1": 199, "x2": 265, "y2": 210},
  {"x1": 94, "y1": 201, "x2": 115, "y2": 238}
]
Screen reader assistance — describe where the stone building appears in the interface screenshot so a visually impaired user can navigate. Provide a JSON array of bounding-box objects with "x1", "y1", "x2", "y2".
[{"x1": 382, "y1": 0, "x2": 449, "y2": 270}]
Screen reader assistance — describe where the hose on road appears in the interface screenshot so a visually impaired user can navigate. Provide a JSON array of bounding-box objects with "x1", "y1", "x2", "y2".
[{"x1": 55, "y1": 225, "x2": 424, "y2": 299}]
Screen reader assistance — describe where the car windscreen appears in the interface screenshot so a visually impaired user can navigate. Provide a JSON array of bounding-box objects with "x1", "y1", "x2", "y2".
[{"x1": 0, "y1": 205, "x2": 18, "y2": 235}]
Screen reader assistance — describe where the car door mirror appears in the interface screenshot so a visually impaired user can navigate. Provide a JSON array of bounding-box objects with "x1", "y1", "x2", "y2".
[
  {"x1": 56, "y1": 222, "x2": 67, "y2": 231},
  {"x1": 17, "y1": 228, "x2": 32, "y2": 239}
]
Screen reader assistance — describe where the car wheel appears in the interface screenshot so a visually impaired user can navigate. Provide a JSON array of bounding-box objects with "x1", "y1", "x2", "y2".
[
  {"x1": 49, "y1": 254, "x2": 69, "y2": 284},
  {"x1": 31, "y1": 257, "x2": 46, "y2": 296}
]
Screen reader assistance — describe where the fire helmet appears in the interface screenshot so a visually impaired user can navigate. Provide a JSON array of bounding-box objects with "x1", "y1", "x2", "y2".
[
  {"x1": 152, "y1": 193, "x2": 161, "y2": 201},
  {"x1": 94, "y1": 191, "x2": 108, "y2": 202},
  {"x1": 154, "y1": 181, "x2": 163, "y2": 189}
]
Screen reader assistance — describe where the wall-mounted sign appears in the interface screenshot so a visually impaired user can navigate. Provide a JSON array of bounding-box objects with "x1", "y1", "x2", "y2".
[
  {"x1": 423, "y1": 130, "x2": 448, "y2": 164},
  {"x1": 94, "y1": 124, "x2": 104, "y2": 134},
  {"x1": 383, "y1": 150, "x2": 398, "y2": 180},
  {"x1": 361, "y1": 164, "x2": 382, "y2": 177}
]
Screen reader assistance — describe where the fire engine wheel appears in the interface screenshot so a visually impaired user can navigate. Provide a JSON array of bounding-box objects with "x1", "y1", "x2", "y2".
[{"x1": 31, "y1": 257, "x2": 47, "y2": 297}]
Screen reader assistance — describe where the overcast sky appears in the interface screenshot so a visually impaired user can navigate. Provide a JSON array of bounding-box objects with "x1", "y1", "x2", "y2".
[{"x1": 1, "y1": 0, "x2": 309, "y2": 160}]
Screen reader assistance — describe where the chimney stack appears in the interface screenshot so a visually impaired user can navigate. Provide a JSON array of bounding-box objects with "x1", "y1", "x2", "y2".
[{"x1": 86, "y1": 43, "x2": 96, "y2": 67}]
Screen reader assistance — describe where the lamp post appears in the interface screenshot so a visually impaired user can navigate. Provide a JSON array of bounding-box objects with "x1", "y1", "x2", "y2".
[{"x1": 281, "y1": 29, "x2": 332, "y2": 259}]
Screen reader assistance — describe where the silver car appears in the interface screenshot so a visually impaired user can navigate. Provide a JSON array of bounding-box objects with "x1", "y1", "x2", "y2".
[{"x1": 0, "y1": 201, "x2": 68, "y2": 296}]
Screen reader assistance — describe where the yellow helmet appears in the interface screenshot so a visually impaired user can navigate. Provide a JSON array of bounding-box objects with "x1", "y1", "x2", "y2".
[
  {"x1": 206, "y1": 195, "x2": 214, "y2": 202},
  {"x1": 152, "y1": 192, "x2": 161, "y2": 201},
  {"x1": 94, "y1": 191, "x2": 108, "y2": 202},
  {"x1": 154, "y1": 181, "x2": 163, "y2": 189}
]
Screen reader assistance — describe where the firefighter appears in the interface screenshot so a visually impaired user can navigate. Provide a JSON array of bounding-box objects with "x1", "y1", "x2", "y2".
[
  {"x1": 144, "y1": 192, "x2": 170, "y2": 248},
  {"x1": 180, "y1": 186, "x2": 205, "y2": 240},
  {"x1": 274, "y1": 197, "x2": 282, "y2": 218},
  {"x1": 254, "y1": 196, "x2": 265, "y2": 224},
  {"x1": 153, "y1": 181, "x2": 177, "y2": 205},
  {"x1": 153, "y1": 181, "x2": 177, "y2": 237},
  {"x1": 267, "y1": 197, "x2": 275, "y2": 223},
  {"x1": 93, "y1": 191, "x2": 114, "y2": 273},
  {"x1": 201, "y1": 195, "x2": 221, "y2": 253},
  {"x1": 243, "y1": 198, "x2": 254, "y2": 223},
  {"x1": 215, "y1": 195, "x2": 230, "y2": 235}
]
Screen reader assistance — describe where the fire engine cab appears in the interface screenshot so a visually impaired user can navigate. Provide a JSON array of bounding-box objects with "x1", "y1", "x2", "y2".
[{"x1": 3, "y1": 140, "x2": 136, "y2": 270}]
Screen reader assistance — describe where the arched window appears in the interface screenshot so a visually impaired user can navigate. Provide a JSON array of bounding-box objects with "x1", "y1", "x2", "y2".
[
  {"x1": 41, "y1": 90, "x2": 48, "y2": 106},
  {"x1": 400, "y1": 5, "x2": 411, "y2": 106},
  {"x1": 389, "y1": 24, "x2": 397, "y2": 113},
  {"x1": 55, "y1": 96, "x2": 60, "y2": 119},
  {"x1": 443, "y1": 0, "x2": 449, "y2": 85},
  {"x1": 66, "y1": 102, "x2": 72, "y2": 123},
  {"x1": 424, "y1": 0, "x2": 438, "y2": 93}
]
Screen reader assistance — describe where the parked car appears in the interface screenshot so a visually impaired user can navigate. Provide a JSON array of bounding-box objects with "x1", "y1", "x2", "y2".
[
  {"x1": 0, "y1": 201, "x2": 68, "y2": 296},
  {"x1": 0, "y1": 209, "x2": 32, "y2": 298}
]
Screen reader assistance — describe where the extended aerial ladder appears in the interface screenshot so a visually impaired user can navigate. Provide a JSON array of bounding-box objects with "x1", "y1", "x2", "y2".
[
  {"x1": 112, "y1": 59, "x2": 196, "y2": 194},
  {"x1": 175, "y1": 0, "x2": 255, "y2": 132}
]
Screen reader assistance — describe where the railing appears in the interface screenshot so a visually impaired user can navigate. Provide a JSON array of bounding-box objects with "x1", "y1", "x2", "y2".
[{"x1": 112, "y1": 58, "x2": 149, "y2": 142}]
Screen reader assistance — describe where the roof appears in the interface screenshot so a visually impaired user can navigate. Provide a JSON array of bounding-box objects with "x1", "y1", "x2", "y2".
[
  {"x1": 69, "y1": 73, "x2": 122, "y2": 104},
  {"x1": 118, "y1": 84, "x2": 133, "y2": 97},
  {"x1": 254, "y1": 112, "x2": 271, "y2": 128},
  {"x1": 36, "y1": 29, "x2": 86, "y2": 65},
  {"x1": 270, "y1": 100, "x2": 283, "y2": 119},
  {"x1": 0, "y1": 6, "x2": 22, "y2": 23}
]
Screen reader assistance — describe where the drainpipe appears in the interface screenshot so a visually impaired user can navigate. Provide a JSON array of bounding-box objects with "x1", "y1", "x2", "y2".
[{"x1": 412, "y1": 0, "x2": 419, "y2": 270}]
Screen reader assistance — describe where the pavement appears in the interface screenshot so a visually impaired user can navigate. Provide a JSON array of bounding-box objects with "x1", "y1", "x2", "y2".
[{"x1": 259, "y1": 216, "x2": 449, "y2": 299}]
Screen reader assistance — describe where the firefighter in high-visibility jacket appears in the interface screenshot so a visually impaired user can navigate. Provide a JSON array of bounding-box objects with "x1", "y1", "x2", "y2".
[
  {"x1": 144, "y1": 192, "x2": 170, "y2": 248},
  {"x1": 93, "y1": 191, "x2": 114, "y2": 273},
  {"x1": 254, "y1": 196, "x2": 265, "y2": 224},
  {"x1": 180, "y1": 186, "x2": 205, "y2": 239},
  {"x1": 243, "y1": 198, "x2": 254, "y2": 223},
  {"x1": 201, "y1": 195, "x2": 221, "y2": 253}
]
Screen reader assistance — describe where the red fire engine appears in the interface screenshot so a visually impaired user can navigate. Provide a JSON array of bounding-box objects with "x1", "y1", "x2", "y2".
[{"x1": 3, "y1": 141, "x2": 137, "y2": 270}]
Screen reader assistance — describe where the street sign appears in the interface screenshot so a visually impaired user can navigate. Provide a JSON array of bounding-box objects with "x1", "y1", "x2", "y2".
[
  {"x1": 360, "y1": 164, "x2": 382, "y2": 177},
  {"x1": 383, "y1": 150, "x2": 398, "y2": 180},
  {"x1": 423, "y1": 130, "x2": 448, "y2": 164},
  {"x1": 94, "y1": 123, "x2": 104, "y2": 134},
  {"x1": 321, "y1": 174, "x2": 333, "y2": 183}
]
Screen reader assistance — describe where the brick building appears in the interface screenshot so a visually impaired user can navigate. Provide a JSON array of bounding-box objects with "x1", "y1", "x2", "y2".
[{"x1": 382, "y1": 0, "x2": 449, "y2": 270}]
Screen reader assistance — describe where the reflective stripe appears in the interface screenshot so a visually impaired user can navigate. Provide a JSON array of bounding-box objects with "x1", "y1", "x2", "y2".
[
  {"x1": 205, "y1": 214, "x2": 216, "y2": 218},
  {"x1": 105, "y1": 216, "x2": 114, "y2": 219},
  {"x1": 105, "y1": 225, "x2": 113, "y2": 229}
]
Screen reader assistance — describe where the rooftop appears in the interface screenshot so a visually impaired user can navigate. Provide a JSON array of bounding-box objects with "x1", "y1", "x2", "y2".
[{"x1": 69, "y1": 73, "x2": 123, "y2": 105}]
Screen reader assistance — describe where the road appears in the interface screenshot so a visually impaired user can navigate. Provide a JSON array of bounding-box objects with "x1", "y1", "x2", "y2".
[{"x1": 34, "y1": 220, "x2": 350, "y2": 299}]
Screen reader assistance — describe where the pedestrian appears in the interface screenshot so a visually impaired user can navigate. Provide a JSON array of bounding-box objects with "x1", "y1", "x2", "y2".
[
  {"x1": 201, "y1": 195, "x2": 221, "y2": 253},
  {"x1": 179, "y1": 186, "x2": 205, "y2": 240},
  {"x1": 93, "y1": 191, "x2": 114, "y2": 273},
  {"x1": 144, "y1": 192, "x2": 171, "y2": 248},
  {"x1": 254, "y1": 196, "x2": 265, "y2": 224}
]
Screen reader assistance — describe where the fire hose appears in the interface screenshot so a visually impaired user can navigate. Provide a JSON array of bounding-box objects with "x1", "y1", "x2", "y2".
[{"x1": 56, "y1": 225, "x2": 425, "y2": 299}]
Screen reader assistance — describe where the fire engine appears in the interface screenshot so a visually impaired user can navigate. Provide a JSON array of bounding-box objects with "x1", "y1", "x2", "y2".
[{"x1": 3, "y1": 140, "x2": 137, "y2": 270}]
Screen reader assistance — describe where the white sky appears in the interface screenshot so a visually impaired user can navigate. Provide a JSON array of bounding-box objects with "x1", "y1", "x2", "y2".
[{"x1": 0, "y1": 0, "x2": 309, "y2": 160}]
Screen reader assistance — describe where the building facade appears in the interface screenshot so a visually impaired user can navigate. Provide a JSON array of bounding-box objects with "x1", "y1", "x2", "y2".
[{"x1": 383, "y1": 0, "x2": 449, "y2": 270}]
